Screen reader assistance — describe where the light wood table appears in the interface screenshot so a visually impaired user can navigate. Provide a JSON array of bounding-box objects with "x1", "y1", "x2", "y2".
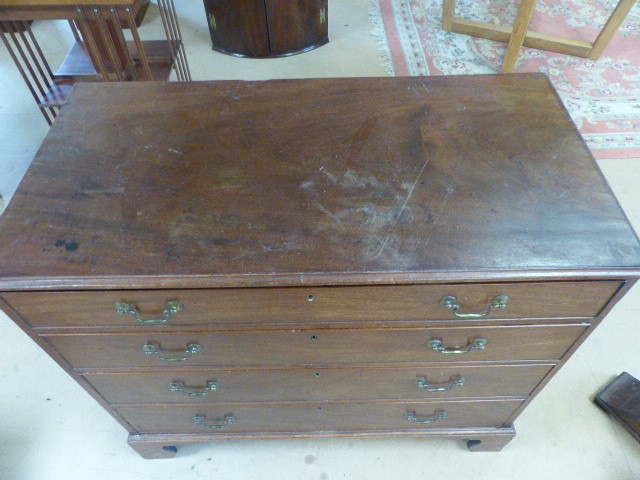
[{"x1": 443, "y1": 0, "x2": 637, "y2": 72}]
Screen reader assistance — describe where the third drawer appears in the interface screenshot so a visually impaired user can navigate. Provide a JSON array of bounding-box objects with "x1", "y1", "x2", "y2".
[{"x1": 85, "y1": 364, "x2": 553, "y2": 404}]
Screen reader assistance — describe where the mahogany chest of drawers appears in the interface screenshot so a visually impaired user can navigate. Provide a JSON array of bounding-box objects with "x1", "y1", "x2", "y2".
[{"x1": 1, "y1": 75, "x2": 639, "y2": 458}]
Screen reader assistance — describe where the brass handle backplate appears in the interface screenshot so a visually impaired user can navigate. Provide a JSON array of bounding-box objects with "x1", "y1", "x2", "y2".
[
  {"x1": 416, "y1": 375, "x2": 466, "y2": 392},
  {"x1": 169, "y1": 381, "x2": 218, "y2": 397},
  {"x1": 194, "y1": 414, "x2": 235, "y2": 429},
  {"x1": 439, "y1": 295, "x2": 509, "y2": 318},
  {"x1": 142, "y1": 342, "x2": 201, "y2": 362},
  {"x1": 428, "y1": 338, "x2": 488, "y2": 354},
  {"x1": 115, "y1": 301, "x2": 184, "y2": 324},
  {"x1": 406, "y1": 411, "x2": 449, "y2": 425}
]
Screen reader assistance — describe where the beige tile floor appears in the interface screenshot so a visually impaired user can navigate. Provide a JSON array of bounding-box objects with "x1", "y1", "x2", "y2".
[{"x1": 1, "y1": 1, "x2": 639, "y2": 478}]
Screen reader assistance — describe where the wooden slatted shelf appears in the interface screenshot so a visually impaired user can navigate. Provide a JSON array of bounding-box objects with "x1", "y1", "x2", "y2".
[
  {"x1": 43, "y1": 39, "x2": 176, "y2": 108},
  {"x1": 1, "y1": 0, "x2": 190, "y2": 124}
]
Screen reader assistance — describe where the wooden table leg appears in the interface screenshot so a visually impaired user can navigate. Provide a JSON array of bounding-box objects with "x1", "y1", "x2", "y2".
[
  {"x1": 501, "y1": 0, "x2": 537, "y2": 73},
  {"x1": 589, "y1": 0, "x2": 636, "y2": 59},
  {"x1": 442, "y1": 0, "x2": 455, "y2": 31}
]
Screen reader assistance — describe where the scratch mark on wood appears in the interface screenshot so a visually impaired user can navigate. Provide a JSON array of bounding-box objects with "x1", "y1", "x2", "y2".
[
  {"x1": 322, "y1": 169, "x2": 337, "y2": 184},
  {"x1": 315, "y1": 203, "x2": 342, "y2": 224},
  {"x1": 373, "y1": 158, "x2": 430, "y2": 257},
  {"x1": 82, "y1": 187, "x2": 125, "y2": 195},
  {"x1": 230, "y1": 250, "x2": 264, "y2": 261},
  {"x1": 260, "y1": 242, "x2": 289, "y2": 252},
  {"x1": 432, "y1": 186, "x2": 455, "y2": 224}
]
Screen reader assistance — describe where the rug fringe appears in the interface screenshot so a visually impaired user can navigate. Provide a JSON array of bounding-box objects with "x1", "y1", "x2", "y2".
[{"x1": 368, "y1": 0, "x2": 395, "y2": 76}]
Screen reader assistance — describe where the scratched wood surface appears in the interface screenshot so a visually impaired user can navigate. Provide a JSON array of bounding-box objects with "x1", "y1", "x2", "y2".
[{"x1": 0, "y1": 75, "x2": 639, "y2": 286}]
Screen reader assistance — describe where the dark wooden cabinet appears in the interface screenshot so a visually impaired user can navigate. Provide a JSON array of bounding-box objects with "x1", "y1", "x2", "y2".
[
  {"x1": 1, "y1": 76, "x2": 639, "y2": 459},
  {"x1": 203, "y1": 0, "x2": 328, "y2": 57}
]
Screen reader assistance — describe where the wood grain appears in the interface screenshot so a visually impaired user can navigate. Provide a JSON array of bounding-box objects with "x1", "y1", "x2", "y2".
[
  {"x1": 264, "y1": 0, "x2": 328, "y2": 55},
  {"x1": 0, "y1": 76, "x2": 638, "y2": 288},
  {"x1": 202, "y1": 0, "x2": 270, "y2": 57}
]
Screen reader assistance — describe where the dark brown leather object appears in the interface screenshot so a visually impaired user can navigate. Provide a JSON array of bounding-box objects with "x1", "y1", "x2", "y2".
[{"x1": 595, "y1": 372, "x2": 640, "y2": 443}]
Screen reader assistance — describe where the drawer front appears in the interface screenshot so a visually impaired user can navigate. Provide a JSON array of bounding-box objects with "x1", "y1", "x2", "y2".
[
  {"x1": 43, "y1": 324, "x2": 588, "y2": 369},
  {"x1": 118, "y1": 399, "x2": 524, "y2": 434},
  {"x1": 5, "y1": 281, "x2": 621, "y2": 328},
  {"x1": 85, "y1": 364, "x2": 553, "y2": 404}
]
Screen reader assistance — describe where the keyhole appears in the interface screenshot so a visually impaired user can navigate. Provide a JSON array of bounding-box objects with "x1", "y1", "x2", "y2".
[
  {"x1": 307, "y1": 294, "x2": 315, "y2": 302},
  {"x1": 315, "y1": 372, "x2": 321, "y2": 378},
  {"x1": 311, "y1": 335, "x2": 318, "y2": 341}
]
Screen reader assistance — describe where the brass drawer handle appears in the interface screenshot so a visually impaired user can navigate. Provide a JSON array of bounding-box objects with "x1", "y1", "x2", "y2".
[
  {"x1": 169, "y1": 380, "x2": 218, "y2": 397},
  {"x1": 142, "y1": 342, "x2": 201, "y2": 362},
  {"x1": 428, "y1": 338, "x2": 488, "y2": 354},
  {"x1": 416, "y1": 375, "x2": 466, "y2": 392},
  {"x1": 194, "y1": 414, "x2": 235, "y2": 429},
  {"x1": 115, "y1": 301, "x2": 184, "y2": 324},
  {"x1": 439, "y1": 295, "x2": 509, "y2": 318},
  {"x1": 406, "y1": 411, "x2": 449, "y2": 425}
]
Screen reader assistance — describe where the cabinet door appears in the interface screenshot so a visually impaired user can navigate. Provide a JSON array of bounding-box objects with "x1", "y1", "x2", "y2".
[
  {"x1": 202, "y1": 0, "x2": 270, "y2": 57},
  {"x1": 265, "y1": 0, "x2": 328, "y2": 55}
]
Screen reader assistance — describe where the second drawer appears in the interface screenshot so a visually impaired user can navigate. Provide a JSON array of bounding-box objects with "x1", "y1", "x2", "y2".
[
  {"x1": 85, "y1": 364, "x2": 553, "y2": 404},
  {"x1": 43, "y1": 324, "x2": 588, "y2": 369}
]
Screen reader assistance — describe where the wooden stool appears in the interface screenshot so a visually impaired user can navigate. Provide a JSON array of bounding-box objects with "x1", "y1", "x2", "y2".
[{"x1": 442, "y1": 0, "x2": 637, "y2": 73}]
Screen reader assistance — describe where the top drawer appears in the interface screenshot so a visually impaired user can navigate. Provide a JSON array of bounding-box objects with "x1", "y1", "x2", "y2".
[{"x1": 3, "y1": 281, "x2": 622, "y2": 329}]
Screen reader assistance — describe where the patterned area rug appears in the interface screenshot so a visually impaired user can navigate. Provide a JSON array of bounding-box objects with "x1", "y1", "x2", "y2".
[{"x1": 370, "y1": 0, "x2": 640, "y2": 159}]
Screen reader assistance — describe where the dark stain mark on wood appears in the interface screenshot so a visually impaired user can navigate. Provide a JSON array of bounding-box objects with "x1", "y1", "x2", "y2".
[{"x1": 55, "y1": 240, "x2": 79, "y2": 252}]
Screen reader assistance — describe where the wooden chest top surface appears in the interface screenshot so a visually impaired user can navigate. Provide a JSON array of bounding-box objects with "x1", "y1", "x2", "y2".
[{"x1": 1, "y1": 74, "x2": 639, "y2": 288}]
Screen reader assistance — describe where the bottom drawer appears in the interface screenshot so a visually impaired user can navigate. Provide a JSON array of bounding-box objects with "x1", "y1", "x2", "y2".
[{"x1": 118, "y1": 399, "x2": 524, "y2": 435}]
